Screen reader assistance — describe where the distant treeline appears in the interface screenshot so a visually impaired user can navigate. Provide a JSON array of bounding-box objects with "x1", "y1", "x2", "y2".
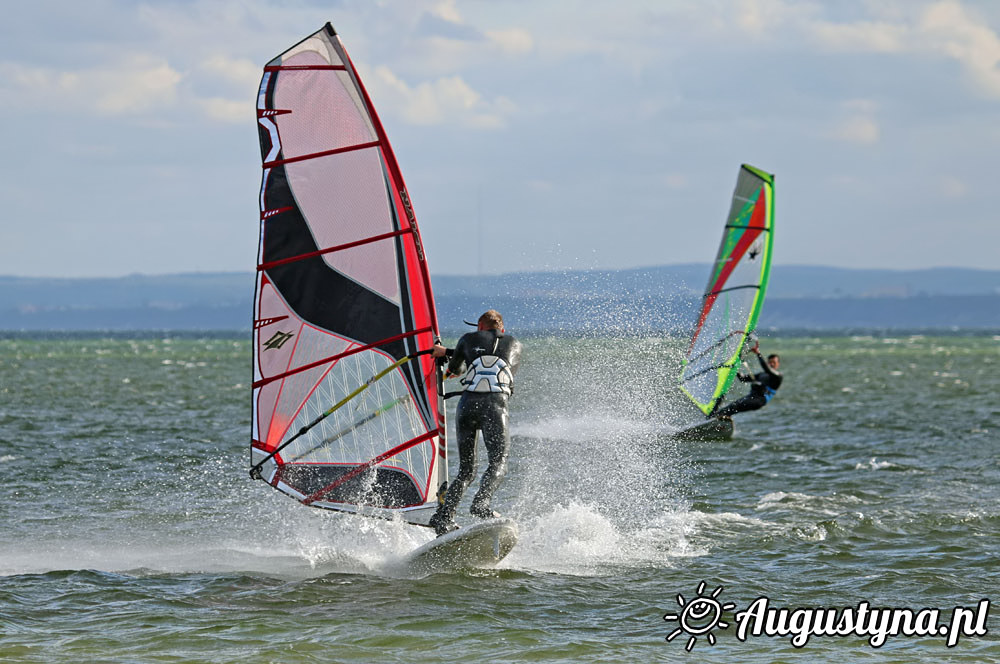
[
  {"x1": 2, "y1": 268, "x2": 999, "y2": 332},
  {"x1": 3, "y1": 294, "x2": 999, "y2": 333}
]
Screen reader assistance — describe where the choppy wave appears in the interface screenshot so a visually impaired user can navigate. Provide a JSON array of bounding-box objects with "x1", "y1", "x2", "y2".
[{"x1": 3, "y1": 335, "x2": 999, "y2": 662}]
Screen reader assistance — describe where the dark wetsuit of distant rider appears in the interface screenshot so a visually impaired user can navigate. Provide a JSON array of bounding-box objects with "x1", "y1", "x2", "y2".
[
  {"x1": 714, "y1": 348, "x2": 782, "y2": 419},
  {"x1": 429, "y1": 310, "x2": 522, "y2": 536}
]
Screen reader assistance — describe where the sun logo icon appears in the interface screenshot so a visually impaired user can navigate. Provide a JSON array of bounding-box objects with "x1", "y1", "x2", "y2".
[{"x1": 663, "y1": 581, "x2": 736, "y2": 651}]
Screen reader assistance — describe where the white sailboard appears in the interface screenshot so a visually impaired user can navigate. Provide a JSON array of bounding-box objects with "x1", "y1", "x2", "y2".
[{"x1": 403, "y1": 519, "x2": 518, "y2": 573}]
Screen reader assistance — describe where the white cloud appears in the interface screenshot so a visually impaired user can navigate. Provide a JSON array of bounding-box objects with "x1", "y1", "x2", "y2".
[
  {"x1": 804, "y1": 1, "x2": 1000, "y2": 98},
  {"x1": 199, "y1": 96, "x2": 250, "y2": 124},
  {"x1": 198, "y1": 55, "x2": 260, "y2": 90},
  {"x1": 370, "y1": 65, "x2": 515, "y2": 129},
  {"x1": 811, "y1": 20, "x2": 907, "y2": 52},
  {"x1": 0, "y1": 55, "x2": 182, "y2": 115},
  {"x1": 0, "y1": 50, "x2": 259, "y2": 125},
  {"x1": 833, "y1": 115, "x2": 880, "y2": 144},
  {"x1": 189, "y1": 55, "x2": 259, "y2": 124},
  {"x1": 429, "y1": 0, "x2": 463, "y2": 24},
  {"x1": 918, "y1": 0, "x2": 1000, "y2": 96},
  {"x1": 735, "y1": 0, "x2": 815, "y2": 37},
  {"x1": 830, "y1": 99, "x2": 880, "y2": 144},
  {"x1": 485, "y1": 28, "x2": 534, "y2": 55},
  {"x1": 95, "y1": 56, "x2": 183, "y2": 114}
]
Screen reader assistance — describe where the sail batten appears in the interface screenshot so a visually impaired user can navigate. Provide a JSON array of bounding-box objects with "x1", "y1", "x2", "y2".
[
  {"x1": 679, "y1": 164, "x2": 775, "y2": 416},
  {"x1": 263, "y1": 64, "x2": 348, "y2": 71},
  {"x1": 261, "y1": 140, "x2": 381, "y2": 169},
  {"x1": 251, "y1": 25, "x2": 445, "y2": 526},
  {"x1": 251, "y1": 326, "x2": 434, "y2": 390},
  {"x1": 256, "y1": 228, "x2": 414, "y2": 272}
]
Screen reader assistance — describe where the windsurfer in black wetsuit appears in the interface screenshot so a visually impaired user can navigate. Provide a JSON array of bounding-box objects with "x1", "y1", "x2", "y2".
[
  {"x1": 713, "y1": 344, "x2": 782, "y2": 419},
  {"x1": 428, "y1": 310, "x2": 522, "y2": 536}
]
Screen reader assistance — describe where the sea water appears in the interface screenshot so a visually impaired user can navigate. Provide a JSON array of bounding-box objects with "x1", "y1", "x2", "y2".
[{"x1": 1, "y1": 333, "x2": 998, "y2": 662}]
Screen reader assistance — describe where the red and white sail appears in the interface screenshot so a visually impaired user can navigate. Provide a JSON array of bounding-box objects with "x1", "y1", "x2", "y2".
[{"x1": 251, "y1": 24, "x2": 446, "y2": 524}]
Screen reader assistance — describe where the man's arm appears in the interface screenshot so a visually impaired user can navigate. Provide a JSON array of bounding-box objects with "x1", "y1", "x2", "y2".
[
  {"x1": 444, "y1": 337, "x2": 467, "y2": 377},
  {"x1": 755, "y1": 350, "x2": 781, "y2": 378},
  {"x1": 431, "y1": 342, "x2": 463, "y2": 378}
]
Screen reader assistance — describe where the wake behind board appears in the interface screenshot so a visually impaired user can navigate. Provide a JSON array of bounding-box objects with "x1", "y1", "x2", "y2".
[
  {"x1": 671, "y1": 417, "x2": 734, "y2": 442},
  {"x1": 404, "y1": 519, "x2": 518, "y2": 573}
]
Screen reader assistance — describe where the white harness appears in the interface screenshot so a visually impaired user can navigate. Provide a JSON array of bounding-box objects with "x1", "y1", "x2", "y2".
[{"x1": 460, "y1": 337, "x2": 514, "y2": 395}]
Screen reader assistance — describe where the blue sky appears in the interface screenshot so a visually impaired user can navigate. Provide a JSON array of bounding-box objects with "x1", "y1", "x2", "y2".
[{"x1": 2, "y1": 0, "x2": 999, "y2": 277}]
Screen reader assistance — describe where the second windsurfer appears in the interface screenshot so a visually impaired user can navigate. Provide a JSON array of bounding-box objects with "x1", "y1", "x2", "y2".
[{"x1": 712, "y1": 344, "x2": 782, "y2": 419}]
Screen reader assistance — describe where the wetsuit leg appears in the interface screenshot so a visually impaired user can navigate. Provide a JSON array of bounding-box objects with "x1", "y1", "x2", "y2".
[
  {"x1": 715, "y1": 393, "x2": 767, "y2": 418},
  {"x1": 431, "y1": 395, "x2": 480, "y2": 528},
  {"x1": 470, "y1": 396, "x2": 509, "y2": 518}
]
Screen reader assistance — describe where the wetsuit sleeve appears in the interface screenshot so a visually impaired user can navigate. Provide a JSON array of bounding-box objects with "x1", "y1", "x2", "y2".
[{"x1": 446, "y1": 335, "x2": 468, "y2": 375}]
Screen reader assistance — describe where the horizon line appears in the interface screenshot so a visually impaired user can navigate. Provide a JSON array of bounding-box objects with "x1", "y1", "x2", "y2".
[{"x1": 2, "y1": 263, "x2": 999, "y2": 281}]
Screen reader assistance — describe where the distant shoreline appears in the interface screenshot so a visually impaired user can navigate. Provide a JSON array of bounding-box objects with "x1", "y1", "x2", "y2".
[
  {"x1": 3, "y1": 267, "x2": 1000, "y2": 332},
  {"x1": 2, "y1": 328, "x2": 997, "y2": 340}
]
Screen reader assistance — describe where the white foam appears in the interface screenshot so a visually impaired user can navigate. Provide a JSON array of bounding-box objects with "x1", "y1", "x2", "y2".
[
  {"x1": 854, "y1": 457, "x2": 897, "y2": 471},
  {"x1": 0, "y1": 502, "x2": 430, "y2": 580},
  {"x1": 512, "y1": 412, "x2": 652, "y2": 442},
  {"x1": 756, "y1": 490, "x2": 863, "y2": 516},
  {"x1": 503, "y1": 501, "x2": 702, "y2": 575}
]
